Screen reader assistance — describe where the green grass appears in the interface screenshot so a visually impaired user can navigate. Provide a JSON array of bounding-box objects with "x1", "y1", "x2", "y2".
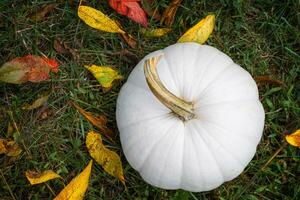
[{"x1": 0, "y1": 0, "x2": 299, "y2": 199}]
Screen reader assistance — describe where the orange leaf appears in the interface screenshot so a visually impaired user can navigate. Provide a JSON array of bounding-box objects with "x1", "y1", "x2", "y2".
[
  {"x1": 285, "y1": 129, "x2": 300, "y2": 147},
  {"x1": 0, "y1": 55, "x2": 58, "y2": 84},
  {"x1": 70, "y1": 101, "x2": 114, "y2": 141}
]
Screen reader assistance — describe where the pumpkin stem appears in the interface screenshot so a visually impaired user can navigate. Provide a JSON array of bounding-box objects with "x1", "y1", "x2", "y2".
[{"x1": 144, "y1": 55, "x2": 196, "y2": 121}]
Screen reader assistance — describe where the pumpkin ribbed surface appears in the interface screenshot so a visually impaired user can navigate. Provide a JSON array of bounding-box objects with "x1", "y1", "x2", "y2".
[{"x1": 116, "y1": 43, "x2": 264, "y2": 192}]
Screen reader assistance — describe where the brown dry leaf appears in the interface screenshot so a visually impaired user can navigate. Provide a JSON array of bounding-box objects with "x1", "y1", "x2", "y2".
[
  {"x1": 140, "y1": 28, "x2": 172, "y2": 37},
  {"x1": 0, "y1": 139, "x2": 22, "y2": 156},
  {"x1": 25, "y1": 170, "x2": 61, "y2": 185},
  {"x1": 120, "y1": 33, "x2": 137, "y2": 49},
  {"x1": 86, "y1": 131, "x2": 125, "y2": 185},
  {"x1": 70, "y1": 101, "x2": 114, "y2": 141},
  {"x1": 7, "y1": 122, "x2": 14, "y2": 137},
  {"x1": 285, "y1": 129, "x2": 300, "y2": 147},
  {"x1": 110, "y1": 50, "x2": 139, "y2": 65},
  {"x1": 160, "y1": 0, "x2": 183, "y2": 27},
  {"x1": 255, "y1": 76, "x2": 284, "y2": 86},
  {"x1": 54, "y1": 160, "x2": 93, "y2": 200},
  {"x1": 29, "y1": 4, "x2": 56, "y2": 22},
  {"x1": 177, "y1": 14, "x2": 215, "y2": 44},
  {"x1": 54, "y1": 38, "x2": 79, "y2": 61},
  {"x1": 142, "y1": 0, "x2": 161, "y2": 21},
  {"x1": 22, "y1": 93, "x2": 50, "y2": 110},
  {"x1": 78, "y1": 6, "x2": 125, "y2": 33}
]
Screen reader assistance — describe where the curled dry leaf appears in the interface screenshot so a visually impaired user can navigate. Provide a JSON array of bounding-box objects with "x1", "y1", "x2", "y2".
[
  {"x1": 25, "y1": 170, "x2": 61, "y2": 185},
  {"x1": 160, "y1": 0, "x2": 183, "y2": 27},
  {"x1": 0, "y1": 55, "x2": 58, "y2": 84},
  {"x1": 109, "y1": 0, "x2": 148, "y2": 27},
  {"x1": 120, "y1": 33, "x2": 137, "y2": 48},
  {"x1": 54, "y1": 39, "x2": 79, "y2": 61},
  {"x1": 54, "y1": 160, "x2": 93, "y2": 200},
  {"x1": 22, "y1": 92, "x2": 50, "y2": 110},
  {"x1": 70, "y1": 101, "x2": 114, "y2": 140},
  {"x1": 78, "y1": 6, "x2": 125, "y2": 33},
  {"x1": 84, "y1": 65, "x2": 123, "y2": 90},
  {"x1": 0, "y1": 139, "x2": 22, "y2": 156},
  {"x1": 86, "y1": 131, "x2": 125, "y2": 185},
  {"x1": 178, "y1": 14, "x2": 215, "y2": 44},
  {"x1": 285, "y1": 129, "x2": 300, "y2": 147},
  {"x1": 140, "y1": 28, "x2": 172, "y2": 37},
  {"x1": 142, "y1": 0, "x2": 161, "y2": 21},
  {"x1": 255, "y1": 76, "x2": 284, "y2": 86},
  {"x1": 29, "y1": 4, "x2": 56, "y2": 22}
]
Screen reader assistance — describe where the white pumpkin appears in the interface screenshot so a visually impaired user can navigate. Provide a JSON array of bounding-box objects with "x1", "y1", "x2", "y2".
[{"x1": 116, "y1": 42, "x2": 265, "y2": 192}]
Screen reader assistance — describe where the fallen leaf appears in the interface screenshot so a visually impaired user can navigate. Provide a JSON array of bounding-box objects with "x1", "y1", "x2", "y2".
[
  {"x1": 120, "y1": 33, "x2": 137, "y2": 48},
  {"x1": 78, "y1": 6, "x2": 125, "y2": 33},
  {"x1": 54, "y1": 160, "x2": 93, "y2": 200},
  {"x1": 177, "y1": 14, "x2": 215, "y2": 44},
  {"x1": 84, "y1": 65, "x2": 123, "y2": 90},
  {"x1": 86, "y1": 131, "x2": 125, "y2": 184},
  {"x1": 109, "y1": 0, "x2": 148, "y2": 27},
  {"x1": 255, "y1": 76, "x2": 284, "y2": 86},
  {"x1": 22, "y1": 93, "x2": 50, "y2": 110},
  {"x1": 160, "y1": 0, "x2": 183, "y2": 27},
  {"x1": 54, "y1": 39, "x2": 69, "y2": 55},
  {"x1": 0, "y1": 55, "x2": 58, "y2": 84},
  {"x1": 29, "y1": 4, "x2": 56, "y2": 22},
  {"x1": 110, "y1": 49, "x2": 138, "y2": 62},
  {"x1": 70, "y1": 101, "x2": 114, "y2": 140},
  {"x1": 54, "y1": 38, "x2": 79, "y2": 61},
  {"x1": 7, "y1": 122, "x2": 14, "y2": 137},
  {"x1": 141, "y1": 0, "x2": 161, "y2": 21},
  {"x1": 0, "y1": 139, "x2": 22, "y2": 156},
  {"x1": 285, "y1": 129, "x2": 300, "y2": 147},
  {"x1": 25, "y1": 170, "x2": 61, "y2": 185},
  {"x1": 140, "y1": 28, "x2": 171, "y2": 37}
]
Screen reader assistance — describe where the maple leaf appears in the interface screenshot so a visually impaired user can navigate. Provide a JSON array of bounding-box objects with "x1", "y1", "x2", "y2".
[{"x1": 109, "y1": 0, "x2": 148, "y2": 27}]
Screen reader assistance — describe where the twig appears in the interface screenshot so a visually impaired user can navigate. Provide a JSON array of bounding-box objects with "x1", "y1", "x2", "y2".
[
  {"x1": 0, "y1": 169, "x2": 17, "y2": 200},
  {"x1": 45, "y1": 183, "x2": 56, "y2": 197},
  {"x1": 261, "y1": 143, "x2": 287, "y2": 171}
]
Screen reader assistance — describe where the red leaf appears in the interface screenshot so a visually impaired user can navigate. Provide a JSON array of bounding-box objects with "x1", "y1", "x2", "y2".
[
  {"x1": 109, "y1": 0, "x2": 148, "y2": 27},
  {"x1": 0, "y1": 55, "x2": 59, "y2": 84}
]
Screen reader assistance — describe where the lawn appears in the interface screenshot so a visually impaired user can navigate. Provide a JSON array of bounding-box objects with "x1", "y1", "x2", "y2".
[{"x1": 0, "y1": 0, "x2": 299, "y2": 199}]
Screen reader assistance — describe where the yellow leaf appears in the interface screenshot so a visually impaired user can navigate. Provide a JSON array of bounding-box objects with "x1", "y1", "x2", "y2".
[
  {"x1": 54, "y1": 160, "x2": 93, "y2": 200},
  {"x1": 177, "y1": 14, "x2": 215, "y2": 44},
  {"x1": 78, "y1": 6, "x2": 125, "y2": 34},
  {"x1": 25, "y1": 170, "x2": 61, "y2": 185},
  {"x1": 140, "y1": 28, "x2": 172, "y2": 37},
  {"x1": 22, "y1": 93, "x2": 50, "y2": 110},
  {"x1": 70, "y1": 101, "x2": 114, "y2": 141},
  {"x1": 86, "y1": 131, "x2": 125, "y2": 184},
  {"x1": 285, "y1": 129, "x2": 300, "y2": 147},
  {"x1": 0, "y1": 139, "x2": 22, "y2": 156},
  {"x1": 84, "y1": 65, "x2": 123, "y2": 90}
]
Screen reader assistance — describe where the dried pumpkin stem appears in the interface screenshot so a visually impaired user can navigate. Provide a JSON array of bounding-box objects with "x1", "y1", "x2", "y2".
[{"x1": 144, "y1": 55, "x2": 195, "y2": 121}]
